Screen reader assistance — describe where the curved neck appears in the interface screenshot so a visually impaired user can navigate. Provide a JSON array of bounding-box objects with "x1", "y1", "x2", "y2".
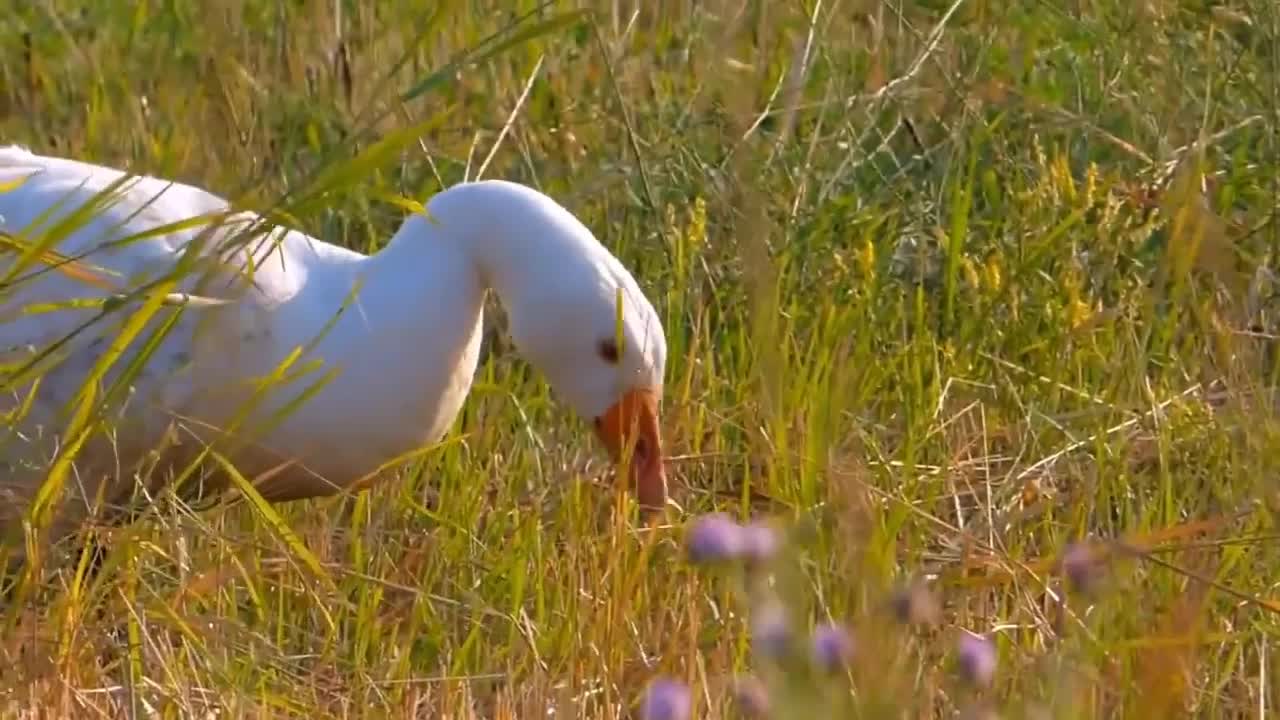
[
  {"x1": 256, "y1": 183, "x2": 581, "y2": 465},
  {"x1": 373, "y1": 179, "x2": 608, "y2": 326},
  {"x1": 270, "y1": 179, "x2": 661, "y2": 449}
]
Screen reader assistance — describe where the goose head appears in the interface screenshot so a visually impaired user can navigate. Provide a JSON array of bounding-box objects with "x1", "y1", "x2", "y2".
[
  {"x1": 505, "y1": 255, "x2": 670, "y2": 512},
  {"x1": 428, "y1": 180, "x2": 671, "y2": 512}
]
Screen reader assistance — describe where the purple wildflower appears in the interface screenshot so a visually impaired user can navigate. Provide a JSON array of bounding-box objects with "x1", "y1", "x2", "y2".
[
  {"x1": 731, "y1": 675, "x2": 771, "y2": 717},
  {"x1": 956, "y1": 632, "x2": 997, "y2": 689},
  {"x1": 640, "y1": 677, "x2": 691, "y2": 720},
  {"x1": 1060, "y1": 542, "x2": 1101, "y2": 595},
  {"x1": 685, "y1": 513, "x2": 746, "y2": 564},
  {"x1": 741, "y1": 520, "x2": 780, "y2": 564},
  {"x1": 751, "y1": 602, "x2": 792, "y2": 660},
  {"x1": 811, "y1": 621, "x2": 855, "y2": 671}
]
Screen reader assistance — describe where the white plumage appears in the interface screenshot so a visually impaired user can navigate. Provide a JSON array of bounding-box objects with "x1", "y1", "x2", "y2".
[{"x1": 0, "y1": 146, "x2": 669, "y2": 557}]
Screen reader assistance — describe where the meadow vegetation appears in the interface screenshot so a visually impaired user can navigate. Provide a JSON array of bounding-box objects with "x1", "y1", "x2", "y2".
[{"x1": 2, "y1": 0, "x2": 1280, "y2": 717}]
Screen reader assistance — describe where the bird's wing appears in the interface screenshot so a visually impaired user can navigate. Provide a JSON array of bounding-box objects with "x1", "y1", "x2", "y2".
[
  {"x1": 0, "y1": 147, "x2": 305, "y2": 357},
  {"x1": 0, "y1": 149, "x2": 308, "y2": 447},
  {"x1": 0, "y1": 149, "x2": 355, "y2": 544}
]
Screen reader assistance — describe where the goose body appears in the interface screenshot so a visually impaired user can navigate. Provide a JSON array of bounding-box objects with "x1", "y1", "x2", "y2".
[{"x1": 0, "y1": 146, "x2": 668, "y2": 556}]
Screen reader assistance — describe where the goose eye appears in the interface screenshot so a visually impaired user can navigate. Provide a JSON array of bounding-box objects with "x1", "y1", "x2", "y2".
[{"x1": 597, "y1": 338, "x2": 620, "y2": 364}]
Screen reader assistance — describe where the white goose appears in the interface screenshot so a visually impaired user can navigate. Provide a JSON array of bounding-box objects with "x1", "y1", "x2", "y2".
[{"x1": 0, "y1": 145, "x2": 668, "y2": 560}]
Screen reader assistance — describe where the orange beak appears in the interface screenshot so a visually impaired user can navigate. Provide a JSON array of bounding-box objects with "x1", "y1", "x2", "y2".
[{"x1": 593, "y1": 387, "x2": 667, "y2": 511}]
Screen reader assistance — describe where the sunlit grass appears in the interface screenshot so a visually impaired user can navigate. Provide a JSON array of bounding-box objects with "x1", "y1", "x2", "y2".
[{"x1": 2, "y1": 0, "x2": 1280, "y2": 717}]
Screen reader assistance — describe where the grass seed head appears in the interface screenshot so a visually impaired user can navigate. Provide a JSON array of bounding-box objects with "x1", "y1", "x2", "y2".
[{"x1": 889, "y1": 580, "x2": 941, "y2": 626}]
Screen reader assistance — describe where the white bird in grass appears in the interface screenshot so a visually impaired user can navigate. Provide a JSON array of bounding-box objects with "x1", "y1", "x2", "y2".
[{"x1": 0, "y1": 145, "x2": 669, "y2": 566}]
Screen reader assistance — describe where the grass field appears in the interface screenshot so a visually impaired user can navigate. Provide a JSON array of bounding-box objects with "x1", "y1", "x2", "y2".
[{"x1": 2, "y1": 0, "x2": 1280, "y2": 717}]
